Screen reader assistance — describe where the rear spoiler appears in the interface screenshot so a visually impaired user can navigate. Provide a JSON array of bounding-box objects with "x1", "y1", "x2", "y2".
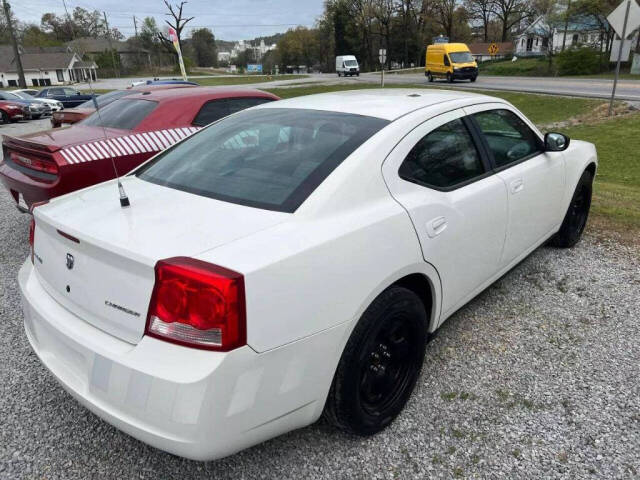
[{"x1": 2, "y1": 134, "x2": 61, "y2": 153}]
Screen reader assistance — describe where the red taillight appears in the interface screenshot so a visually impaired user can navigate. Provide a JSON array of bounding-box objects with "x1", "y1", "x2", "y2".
[
  {"x1": 145, "y1": 257, "x2": 246, "y2": 351},
  {"x1": 11, "y1": 152, "x2": 58, "y2": 175}
]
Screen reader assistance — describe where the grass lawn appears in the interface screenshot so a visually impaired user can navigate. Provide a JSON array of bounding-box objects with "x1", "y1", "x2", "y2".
[
  {"x1": 196, "y1": 75, "x2": 308, "y2": 86},
  {"x1": 558, "y1": 115, "x2": 640, "y2": 231},
  {"x1": 266, "y1": 83, "x2": 600, "y2": 125}
]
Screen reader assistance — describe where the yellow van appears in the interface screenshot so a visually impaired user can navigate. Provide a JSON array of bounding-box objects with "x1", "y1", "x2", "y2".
[{"x1": 425, "y1": 43, "x2": 478, "y2": 83}]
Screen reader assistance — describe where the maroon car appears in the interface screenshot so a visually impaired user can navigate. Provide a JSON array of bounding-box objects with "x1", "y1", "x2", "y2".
[
  {"x1": 0, "y1": 101, "x2": 29, "y2": 124},
  {"x1": 1, "y1": 87, "x2": 279, "y2": 211}
]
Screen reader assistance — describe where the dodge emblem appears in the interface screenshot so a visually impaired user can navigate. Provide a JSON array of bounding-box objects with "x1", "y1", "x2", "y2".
[{"x1": 66, "y1": 253, "x2": 74, "y2": 270}]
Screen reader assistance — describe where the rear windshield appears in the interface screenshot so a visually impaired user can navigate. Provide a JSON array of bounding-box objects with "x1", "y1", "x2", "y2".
[
  {"x1": 81, "y1": 98, "x2": 157, "y2": 130},
  {"x1": 79, "y1": 89, "x2": 136, "y2": 109},
  {"x1": 136, "y1": 108, "x2": 388, "y2": 212},
  {"x1": 449, "y1": 51, "x2": 473, "y2": 63}
]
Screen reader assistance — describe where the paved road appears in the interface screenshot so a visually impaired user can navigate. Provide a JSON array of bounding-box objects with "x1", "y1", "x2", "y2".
[{"x1": 362, "y1": 72, "x2": 640, "y2": 101}]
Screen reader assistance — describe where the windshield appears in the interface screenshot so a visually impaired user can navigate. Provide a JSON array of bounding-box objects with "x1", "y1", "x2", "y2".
[
  {"x1": 12, "y1": 92, "x2": 33, "y2": 99},
  {"x1": 79, "y1": 89, "x2": 136, "y2": 109},
  {"x1": 137, "y1": 108, "x2": 388, "y2": 212},
  {"x1": 81, "y1": 98, "x2": 157, "y2": 130},
  {"x1": 449, "y1": 52, "x2": 474, "y2": 63},
  {"x1": 344, "y1": 60, "x2": 358, "y2": 66}
]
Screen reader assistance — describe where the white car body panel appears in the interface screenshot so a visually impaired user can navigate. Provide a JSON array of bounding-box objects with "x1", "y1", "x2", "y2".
[
  {"x1": 11, "y1": 90, "x2": 63, "y2": 111},
  {"x1": 19, "y1": 89, "x2": 597, "y2": 460}
]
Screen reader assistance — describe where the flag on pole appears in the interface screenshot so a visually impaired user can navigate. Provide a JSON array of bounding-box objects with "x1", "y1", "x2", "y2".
[{"x1": 168, "y1": 26, "x2": 188, "y2": 81}]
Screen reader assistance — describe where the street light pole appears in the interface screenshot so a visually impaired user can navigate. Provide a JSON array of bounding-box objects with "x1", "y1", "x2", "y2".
[{"x1": 2, "y1": 0, "x2": 26, "y2": 88}]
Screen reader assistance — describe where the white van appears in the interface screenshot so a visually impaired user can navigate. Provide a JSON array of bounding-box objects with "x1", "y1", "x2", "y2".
[{"x1": 336, "y1": 55, "x2": 360, "y2": 76}]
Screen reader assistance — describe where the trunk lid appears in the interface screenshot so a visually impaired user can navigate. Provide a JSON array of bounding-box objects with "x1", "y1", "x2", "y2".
[
  {"x1": 6, "y1": 125, "x2": 126, "y2": 152},
  {"x1": 33, "y1": 176, "x2": 289, "y2": 344}
]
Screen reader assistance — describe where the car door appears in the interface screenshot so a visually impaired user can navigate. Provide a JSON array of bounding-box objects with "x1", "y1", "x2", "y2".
[
  {"x1": 465, "y1": 104, "x2": 565, "y2": 265},
  {"x1": 382, "y1": 109, "x2": 508, "y2": 321},
  {"x1": 63, "y1": 88, "x2": 83, "y2": 108}
]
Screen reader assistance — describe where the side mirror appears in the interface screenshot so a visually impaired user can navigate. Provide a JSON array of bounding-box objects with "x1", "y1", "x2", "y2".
[{"x1": 544, "y1": 132, "x2": 570, "y2": 152}]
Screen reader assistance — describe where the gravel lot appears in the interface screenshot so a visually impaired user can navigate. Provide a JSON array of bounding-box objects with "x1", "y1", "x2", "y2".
[{"x1": 0, "y1": 121, "x2": 639, "y2": 479}]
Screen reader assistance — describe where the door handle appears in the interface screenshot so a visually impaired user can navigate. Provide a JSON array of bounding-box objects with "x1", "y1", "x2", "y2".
[
  {"x1": 510, "y1": 178, "x2": 524, "y2": 194},
  {"x1": 426, "y1": 216, "x2": 447, "y2": 238}
]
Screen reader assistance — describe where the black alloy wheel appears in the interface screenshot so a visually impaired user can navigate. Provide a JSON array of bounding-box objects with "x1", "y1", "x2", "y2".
[
  {"x1": 550, "y1": 169, "x2": 593, "y2": 248},
  {"x1": 324, "y1": 286, "x2": 428, "y2": 435}
]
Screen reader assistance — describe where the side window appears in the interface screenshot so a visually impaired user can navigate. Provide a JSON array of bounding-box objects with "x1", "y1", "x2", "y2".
[
  {"x1": 193, "y1": 97, "x2": 274, "y2": 127},
  {"x1": 473, "y1": 109, "x2": 541, "y2": 168},
  {"x1": 63, "y1": 88, "x2": 78, "y2": 96},
  {"x1": 193, "y1": 100, "x2": 229, "y2": 126},
  {"x1": 48, "y1": 88, "x2": 64, "y2": 96},
  {"x1": 399, "y1": 118, "x2": 485, "y2": 189},
  {"x1": 444, "y1": 55, "x2": 450, "y2": 66}
]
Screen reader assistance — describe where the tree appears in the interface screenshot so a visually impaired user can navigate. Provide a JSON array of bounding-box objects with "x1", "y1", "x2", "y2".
[
  {"x1": 433, "y1": 0, "x2": 459, "y2": 39},
  {"x1": 40, "y1": 7, "x2": 107, "y2": 41},
  {"x1": 464, "y1": 0, "x2": 495, "y2": 41},
  {"x1": 157, "y1": 1, "x2": 194, "y2": 59},
  {"x1": 492, "y1": 0, "x2": 532, "y2": 41},
  {"x1": 191, "y1": 28, "x2": 217, "y2": 67},
  {"x1": 21, "y1": 24, "x2": 62, "y2": 47}
]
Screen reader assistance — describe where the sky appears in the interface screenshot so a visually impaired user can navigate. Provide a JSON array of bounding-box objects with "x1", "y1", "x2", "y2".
[{"x1": 13, "y1": 0, "x2": 325, "y2": 41}]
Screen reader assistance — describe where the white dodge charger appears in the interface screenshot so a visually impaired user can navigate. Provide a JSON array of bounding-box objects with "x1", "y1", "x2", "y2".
[{"x1": 19, "y1": 89, "x2": 596, "y2": 460}]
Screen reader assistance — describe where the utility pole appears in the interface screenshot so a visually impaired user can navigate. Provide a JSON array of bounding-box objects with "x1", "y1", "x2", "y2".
[
  {"x1": 133, "y1": 15, "x2": 141, "y2": 67},
  {"x1": 2, "y1": 0, "x2": 26, "y2": 88},
  {"x1": 103, "y1": 11, "x2": 120, "y2": 78}
]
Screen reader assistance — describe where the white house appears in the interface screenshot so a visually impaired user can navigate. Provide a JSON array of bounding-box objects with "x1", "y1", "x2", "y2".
[
  {"x1": 515, "y1": 15, "x2": 609, "y2": 56},
  {"x1": 0, "y1": 47, "x2": 98, "y2": 87}
]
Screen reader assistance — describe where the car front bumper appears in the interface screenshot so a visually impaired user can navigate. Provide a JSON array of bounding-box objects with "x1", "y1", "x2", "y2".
[
  {"x1": 452, "y1": 68, "x2": 478, "y2": 79},
  {"x1": 19, "y1": 260, "x2": 348, "y2": 460}
]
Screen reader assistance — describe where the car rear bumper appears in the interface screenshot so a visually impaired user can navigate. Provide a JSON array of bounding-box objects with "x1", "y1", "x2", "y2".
[
  {"x1": 0, "y1": 161, "x2": 61, "y2": 209},
  {"x1": 19, "y1": 260, "x2": 347, "y2": 460}
]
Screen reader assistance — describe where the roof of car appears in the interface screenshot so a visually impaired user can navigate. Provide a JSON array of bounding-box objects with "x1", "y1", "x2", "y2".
[
  {"x1": 123, "y1": 86, "x2": 277, "y2": 103},
  {"x1": 255, "y1": 88, "x2": 494, "y2": 121}
]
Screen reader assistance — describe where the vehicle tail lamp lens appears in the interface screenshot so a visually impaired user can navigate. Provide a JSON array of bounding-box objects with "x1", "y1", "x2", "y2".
[
  {"x1": 146, "y1": 257, "x2": 246, "y2": 351},
  {"x1": 11, "y1": 152, "x2": 58, "y2": 175}
]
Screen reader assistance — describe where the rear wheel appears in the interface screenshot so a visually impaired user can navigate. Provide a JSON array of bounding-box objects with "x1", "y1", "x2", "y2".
[
  {"x1": 337, "y1": 72, "x2": 341, "y2": 77},
  {"x1": 446, "y1": 72, "x2": 453, "y2": 83},
  {"x1": 427, "y1": 71, "x2": 434, "y2": 82},
  {"x1": 0, "y1": 110, "x2": 8, "y2": 124},
  {"x1": 550, "y1": 169, "x2": 593, "y2": 248},
  {"x1": 323, "y1": 286, "x2": 428, "y2": 435}
]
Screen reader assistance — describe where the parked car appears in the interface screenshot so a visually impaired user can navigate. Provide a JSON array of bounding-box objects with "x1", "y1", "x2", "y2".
[
  {"x1": 0, "y1": 91, "x2": 48, "y2": 119},
  {"x1": 51, "y1": 84, "x2": 195, "y2": 128},
  {"x1": 0, "y1": 101, "x2": 29, "y2": 124},
  {"x1": 19, "y1": 90, "x2": 596, "y2": 460},
  {"x1": 11, "y1": 90, "x2": 64, "y2": 112},
  {"x1": 129, "y1": 79, "x2": 199, "y2": 88},
  {"x1": 35, "y1": 87, "x2": 97, "y2": 109},
  {"x1": 0, "y1": 87, "x2": 279, "y2": 211}
]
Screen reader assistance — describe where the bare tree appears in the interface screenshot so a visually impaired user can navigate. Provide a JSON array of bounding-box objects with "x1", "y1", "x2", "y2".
[
  {"x1": 372, "y1": 0, "x2": 395, "y2": 68},
  {"x1": 433, "y1": 0, "x2": 458, "y2": 39},
  {"x1": 464, "y1": 0, "x2": 495, "y2": 41},
  {"x1": 157, "y1": 1, "x2": 194, "y2": 58},
  {"x1": 492, "y1": 0, "x2": 532, "y2": 41}
]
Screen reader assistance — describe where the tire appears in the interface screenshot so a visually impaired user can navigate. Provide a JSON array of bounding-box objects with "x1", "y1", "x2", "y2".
[
  {"x1": 323, "y1": 286, "x2": 428, "y2": 436},
  {"x1": 356, "y1": 73, "x2": 359, "y2": 76},
  {"x1": 427, "y1": 71, "x2": 434, "y2": 82},
  {"x1": 446, "y1": 72, "x2": 453, "y2": 83},
  {"x1": 470, "y1": 76, "x2": 477, "y2": 82},
  {"x1": 550, "y1": 169, "x2": 593, "y2": 248},
  {"x1": 337, "y1": 72, "x2": 341, "y2": 77},
  {"x1": 0, "y1": 110, "x2": 8, "y2": 125}
]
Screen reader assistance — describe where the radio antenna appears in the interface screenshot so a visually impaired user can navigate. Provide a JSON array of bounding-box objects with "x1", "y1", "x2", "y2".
[{"x1": 86, "y1": 75, "x2": 130, "y2": 207}]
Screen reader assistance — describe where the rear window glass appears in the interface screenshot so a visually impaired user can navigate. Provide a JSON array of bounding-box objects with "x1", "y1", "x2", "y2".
[
  {"x1": 192, "y1": 97, "x2": 274, "y2": 126},
  {"x1": 81, "y1": 98, "x2": 157, "y2": 130},
  {"x1": 79, "y1": 90, "x2": 135, "y2": 109},
  {"x1": 136, "y1": 108, "x2": 388, "y2": 212}
]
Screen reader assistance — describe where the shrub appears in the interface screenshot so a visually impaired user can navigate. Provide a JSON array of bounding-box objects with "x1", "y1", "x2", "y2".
[{"x1": 555, "y1": 47, "x2": 601, "y2": 75}]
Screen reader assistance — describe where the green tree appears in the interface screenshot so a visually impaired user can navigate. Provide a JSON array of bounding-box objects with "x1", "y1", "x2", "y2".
[{"x1": 191, "y1": 28, "x2": 218, "y2": 67}]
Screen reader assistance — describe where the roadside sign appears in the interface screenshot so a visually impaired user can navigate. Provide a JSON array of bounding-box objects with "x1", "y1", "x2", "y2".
[
  {"x1": 608, "y1": 0, "x2": 640, "y2": 38},
  {"x1": 433, "y1": 35, "x2": 449, "y2": 44},
  {"x1": 247, "y1": 64, "x2": 263, "y2": 73},
  {"x1": 488, "y1": 43, "x2": 499, "y2": 55},
  {"x1": 379, "y1": 49, "x2": 387, "y2": 64}
]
